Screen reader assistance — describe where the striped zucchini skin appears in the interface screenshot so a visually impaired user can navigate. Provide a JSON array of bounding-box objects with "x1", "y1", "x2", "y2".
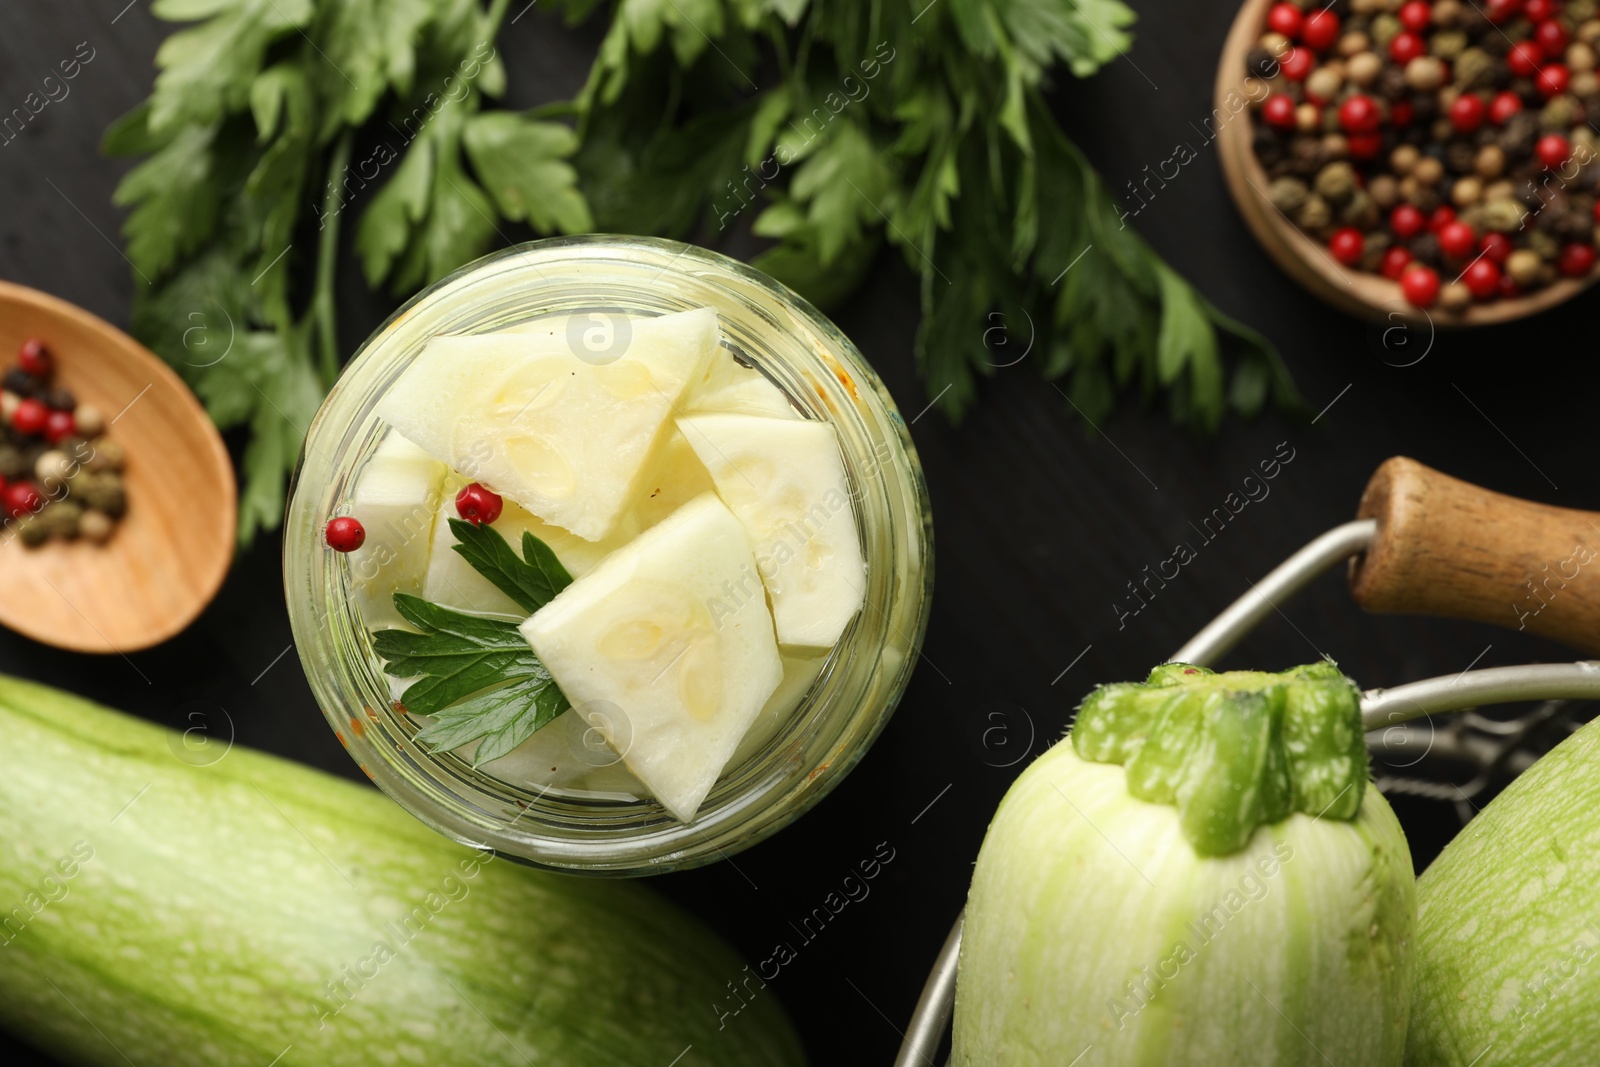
[
  {"x1": 0, "y1": 675, "x2": 805, "y2": 1067},
  {"x1": 953, "y1": 744, "x2": 1414, "y2": 1067},
  {"x1": 1406, "y1": 717, "x2": 1600, "y2": 1066}
]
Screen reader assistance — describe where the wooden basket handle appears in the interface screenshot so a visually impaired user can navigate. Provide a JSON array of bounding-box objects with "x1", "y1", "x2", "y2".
[{"x1": 1349, "y1": 457, "x2": 1600, "y2": 655}]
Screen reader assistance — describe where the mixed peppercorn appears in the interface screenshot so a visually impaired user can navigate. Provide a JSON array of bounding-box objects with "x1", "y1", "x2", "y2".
[
  {"x1": 1248, "y1": 0, "x2": 1600, "y2": 309},
  {"x1": 0, "y1": 338, "x2": 128, "y2": 548}
]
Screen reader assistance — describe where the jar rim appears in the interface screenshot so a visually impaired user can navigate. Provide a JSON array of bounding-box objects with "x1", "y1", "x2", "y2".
[{"x1": 285, "y1": 235, "x2": 934, "y2": 875}]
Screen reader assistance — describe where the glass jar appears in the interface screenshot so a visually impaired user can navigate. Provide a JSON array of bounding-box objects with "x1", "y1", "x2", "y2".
[{"x1": 284, "y1": 236, "x2": 933, "y2": 875}]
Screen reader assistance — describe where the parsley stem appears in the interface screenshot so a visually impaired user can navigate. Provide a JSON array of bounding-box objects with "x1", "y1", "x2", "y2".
[{"x1": 313, "y1": 129, "x2": 353, "y2": 388}]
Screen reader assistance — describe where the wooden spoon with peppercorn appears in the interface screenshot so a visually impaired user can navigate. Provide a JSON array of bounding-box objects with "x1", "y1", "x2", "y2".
[
  {"x1": 1217, "y1": 0, "x2": 1600, "y2": 323},
  {"x1": 0, "y1": 281, "x2": 234, "y2": 653}
]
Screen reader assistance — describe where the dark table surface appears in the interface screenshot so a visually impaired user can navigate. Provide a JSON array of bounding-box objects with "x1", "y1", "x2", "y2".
[{"x1": 1, "y1": 2, "x2": 1592, "y2": 1065}]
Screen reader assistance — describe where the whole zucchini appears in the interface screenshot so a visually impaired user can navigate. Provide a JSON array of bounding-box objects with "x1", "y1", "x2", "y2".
[
  {"x1": 954, "y1": 663, "x2": 1416, "y2": 1066},
  {"x1": 0, "y1": 675, "x2": 804, "y2": 1067},
  {"x1": 1406, "y1": 714, "x2": 1600, "y2": 1065}
]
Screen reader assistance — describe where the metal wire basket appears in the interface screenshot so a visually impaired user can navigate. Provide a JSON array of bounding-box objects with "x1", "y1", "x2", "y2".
[{"x1": 895, "y1": 458, "x2": 1600, "y2": 1066}]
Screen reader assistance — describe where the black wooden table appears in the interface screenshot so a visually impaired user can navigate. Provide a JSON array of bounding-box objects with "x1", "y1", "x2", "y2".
[{"x1": 0, "y1": 3, "x2": 1589, "y2": 1064}]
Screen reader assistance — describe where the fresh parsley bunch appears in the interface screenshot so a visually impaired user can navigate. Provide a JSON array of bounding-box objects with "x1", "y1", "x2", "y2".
[
  {"x1": 105, "y1": 0, "x2": 588, "y2": 545},
  {"x1": 560, "y1": 0, "x2": 1299, "y2": 427},
  {"x1": 107, "y1": 0, "x2": 1298, "y2": 547}
]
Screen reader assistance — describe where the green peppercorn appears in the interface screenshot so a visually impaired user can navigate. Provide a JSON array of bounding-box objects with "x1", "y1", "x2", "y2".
[
  {"x1": 1296, "y1": 193, "x2": 1333, "y2": 230},
  {"x1": 84, "y1": 437, "x2": 125, "y2": 474},
  {"x1": 1269, "y1": 176, "x2": 1311, "y2": 213},
  {"x1": 1342, "y1": 189, "x2": 1380, "y2": 228},
  {"x1": 1315, "y1": 161, "x2": 1358, "y2": 203},
  {"x1": 1370, "y1": 13, "x2": 1403, "y2": 49},
  {"x1": 1431, "y1": 30, "x2": 1469, "y2": 62},
  {"x1": 80, "y1": 475, "x2": 127, "y2": 519},
  {"x1": 1542, "y1": 96, "x2": 1580, "y2": 130},
  {"x1": 1482, "y1": 197, "x2": 1529, "y2": 231},
  {"x1": 1361, "y1": 231, "x2": 1393, "y2": 272},
  {"x1": 1529, "y1": 230, "x2": 1562, "y2": 260},
  {"x1": 0, "y1": 446, "x2": 26, "y2": 481},
  {"x1": 1455, "y1": 48, "x2": 1496, "y2": 91},
  {"x1": 17, "y1": 520, "x2": 48, "y2": 548},
  {"x1": 37, "y1": 501, "x2": 82, "y2": 540}
]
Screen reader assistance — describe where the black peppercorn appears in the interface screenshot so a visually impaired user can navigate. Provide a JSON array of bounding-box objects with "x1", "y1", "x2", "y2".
[
  {"x1": 1253, "y1": 127, "x2": 1286, "y2": 167},
  {"x1": 1290, "y1": 137, "x2": 1324, "y2": 176},
  {"x1": 2, "y1": 369, "x2": 35, "y2": 397},
  {"x1": 1446, "y1": 139, "x2": 1478, "y2": 174},
  {"x1": 1517, "y1": 80, "x2": 1545, "y2": 106},
  {"x1": 1555, "y1": 207, "x2": 1592, "y2": 240},
  {"x1": 1412, "y1": 94, "x2": 1440, "y2": 123},
  {"x1": 1475, "y1": 126, "x2": 1500, "y2": 148},
  {"x1": 1480, "y1": 32, "x2": 1512, "y2": 57},
  {"x1": 1378, "y1": 66, "x2": 1410, "y2": 101},
  {"x1": 1411, "y1": 232, "x2": 1444, "y2": 266},
  {"x1": 43, "y1": 387, "x2": 75, "y2": 412},
  {"x1": 1500, "y1": 113, "x2": 1540, "y2": 156},
  {"x1": 1246, "y1": 46, "x2": 1278, "y2": 80}
]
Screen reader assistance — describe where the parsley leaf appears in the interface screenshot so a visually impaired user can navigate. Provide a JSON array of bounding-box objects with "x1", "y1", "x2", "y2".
[
  {"x1": 375, "y1": 594, "x2": 570, "y2": 766},
  {"x1": 446, "y1": 517, "x2": 573, "y2": 614}
]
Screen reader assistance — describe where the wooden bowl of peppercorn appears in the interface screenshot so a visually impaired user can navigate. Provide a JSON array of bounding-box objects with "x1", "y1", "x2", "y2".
[
  {"x1": 1217, "y1": 0, "x2": 1600, "y2": 324},
  {"x1": 0, "y1": 281, "x2": 235, "y2": 653}
]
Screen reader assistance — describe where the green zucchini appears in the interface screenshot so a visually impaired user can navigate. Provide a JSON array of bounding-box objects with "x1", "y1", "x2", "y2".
[
  {"x1": 955, "y1": 663, "x2": 1415, "y2": 1066},
  {"x1": 0, "y1": 675, "x2": 804, "y2": 1067},
  {"x1": 1406, "y1": 714, "x2": 1600, "y2": 1066}
]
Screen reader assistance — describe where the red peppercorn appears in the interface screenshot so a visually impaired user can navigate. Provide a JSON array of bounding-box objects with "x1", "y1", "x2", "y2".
[
  {"x1": 1499, "y1": 274, "x2": 1521, "y2": 299},
  {"x1": 11, "y1": 398, "x2": 47, "y2": 436},
  {"x1": 3, "y1": 482, "x2": 41, "y2": 519},
  {"x1": 1430, "y1": 206, "x2": 1458, "y2": 233},
  {"x1": 1508, "y1": 41, "x2": 1544, "y2": 78},
  {"x1": 1399, "y1": 0, "x2": 1433, "y2": 31},
  {"x1": 1280, "y1": 46, "x2": 1315, "y2": 81},
  {"x1": 1339, "y1": 94, "x2": 1382, "y2": 133},
  {"x1": 325, "y1": 516, "x2": 365, "y2": 552},
  {"x1": 1400, "y1": 264, "x2": 1442, "y2": 307},
  {"x1": 1462, "y1": 258, "x2": 1502, "y2": 299},
  {"x1": 455, "y1": 482, "x2": 504, "y2": 526},
  {"x1": 1537, "y1": 133, "x2": 1572, "y2": 169},
  {"x1": 1536, "y1": 62, "x2": 1571, "y2": 97},
  {"x1": 1593, "y1": 200, "x2": 1600, "y2": 222},
  {"x1": 1267, "y1": 2, "x2": 1304, "y2": 37},
  {"x1": 43, "y1": 410, "x2": 74, "y2": 445},
  {"x1": 1487, "y1": 0, "x2": 1524, "y2": 22},
  {"x1": 1342, "y1": 133, "x2": 1378, "y2": 160},
  {"x1": 1536, "y1": 19, "x2": 1569, "y2": 53},
  {"x1": 1389, "y1": 31, "x2": 1427, "y2": 65},
  {"x1": 1391, "y1": 203, "x2": 1427, "y2": 239},
  {"x1": 1450, "y1": 93, "x2": 1487, "y2": 133},
  {"x1": 1438, "y1": 220, "x2": 1478, "y2": 258},
  {"x1": 1490, "y1": 91, "x2": 1524, "y2": 125},
  {"x1": 1301, "y1": 9, "x2": 1340, "y2": 50},
  {"x1": 1558, "y1": 242, "x2": 1597, "y2": 276},
  {"x1": 1329, "y1": 227, "x2": 1365, "y2": 266},
  {"x1": 1390, "y1": 99, "x2": 1416, "y2": 126},
  {"x1": 1524, "y1": 0, "x2": 1558, "y2": 20},
  {"x1": 1380, "y1": 246, "x2": 1414, "y2": 279},
  {"x1": 1262, "y1": 92, "x2": 1297, "y2": 130},
  {"x1": 1479, "y1": 232, "x2": 1513, "y2": 263},
  {"x1": 17, "y1": 339, "x2": 52, "y2": 378}
]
